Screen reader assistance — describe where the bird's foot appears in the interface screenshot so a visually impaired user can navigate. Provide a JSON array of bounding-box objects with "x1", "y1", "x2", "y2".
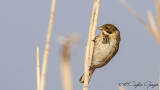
[
  {"x1": 92, "y1": 39, "x2": 95, "y2": 42},
  {"x1": 89, "y1": 66, "x2": 94, "y2": 71}
]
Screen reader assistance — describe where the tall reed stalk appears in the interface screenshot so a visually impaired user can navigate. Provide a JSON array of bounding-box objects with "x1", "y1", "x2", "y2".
[
  {"x1": 83, "y1": 0, "x2": 100, "y2": 90},
  {"x1": 37, "y1": 47, "x2": 40, "y2": 90},
  {"x1": 39, "y1": 0, "x2": 56, "y2": 90}
]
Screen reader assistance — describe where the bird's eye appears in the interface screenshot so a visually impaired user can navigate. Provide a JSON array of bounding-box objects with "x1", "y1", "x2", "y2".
[{"x1": 105, "y1": 27, "x2": 109, "y2": 29}]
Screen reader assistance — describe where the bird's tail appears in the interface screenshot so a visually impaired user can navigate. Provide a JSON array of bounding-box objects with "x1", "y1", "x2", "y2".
[{"x1": 79, "y1": 68, "x2": 95, "y2": 83}]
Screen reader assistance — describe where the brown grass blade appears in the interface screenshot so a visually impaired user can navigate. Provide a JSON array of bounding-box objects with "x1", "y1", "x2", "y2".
[{"x1": 39, "y1": 0, "x2": 56, "y2": 90}]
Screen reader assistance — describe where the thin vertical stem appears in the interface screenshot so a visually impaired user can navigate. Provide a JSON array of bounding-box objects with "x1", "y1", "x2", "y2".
[
  {"x1": 83, "y1": 0, "x2": 101, "y2": 90},
  {"x1": 37, "y1": 47, "x2": 40, "y2": 90},
  {"x1": 83, "y1": 1, "x2": 97, "y2": 89},
  {"x1": 59, "y1": 34, "x2": 79, "y2": 90},
  {"x1": 61, "y1": 40, "x2": 73, "y2": 90},
  {"x1": 39, "y1": 0, "x2": 56, "y2": 90}
]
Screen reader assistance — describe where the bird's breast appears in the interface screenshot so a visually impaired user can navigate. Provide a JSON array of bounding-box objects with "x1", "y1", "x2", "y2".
[{"x1": 93, "y1": 38, "x2": 118, "y2": 62}]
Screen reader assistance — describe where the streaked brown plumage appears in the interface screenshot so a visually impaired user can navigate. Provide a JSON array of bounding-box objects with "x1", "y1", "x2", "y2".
[{"x1": 79, "y1": 24, "x2": 121, "y2": 83}]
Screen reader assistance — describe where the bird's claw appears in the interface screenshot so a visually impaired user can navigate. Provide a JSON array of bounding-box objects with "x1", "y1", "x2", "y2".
[
  {"x1": 92, "y1": 39, "x2": 95, "y2": 42},
  {"x1": 89, "y1": 66, "x2": 93, "y2": 71}
]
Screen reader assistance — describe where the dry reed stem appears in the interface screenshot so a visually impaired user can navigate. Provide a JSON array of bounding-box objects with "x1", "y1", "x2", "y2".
[
  {"x1": 119, "y1": 0, "x2": 152, "y2": 31},
  {"x1": 83, "y1": 0, "x2": 96, "y2": 88},
  {"x1": 120, "y1": 0, "x2": 160, "y2": 45},
  {"x1": 89, "y1": 0, "x2": 100, "y2": 60},
  {"x1": 154, "y1": 1, "x2": 160, "y2": 32},
  {"x1": 118, "y1": 86, "x2": 125, "y2": 90},
  {"x1": 37, "y1": 47, "x2": 40, "y2": 90},
  {"x1": 83, "y1": 0, "x2": 100, "y2": 90},
  {"x1": 61, "y1": 40, "x2": 73, "y2": 90},
  {"x1": 60, "y1": 34, "x2": 79, "y2": 90},
  {"x1": 83, "y1": 1, "x2": 97, "y2": 89},
  {"x1": 88, "y1": 0, "x2": 97, "y2": 41},
  {"x1": 147, "y1": 10, "x2": 160, "y2": 44},
  {"x1": 39, "y1": 0, "x2": 56, "y2": 90}
]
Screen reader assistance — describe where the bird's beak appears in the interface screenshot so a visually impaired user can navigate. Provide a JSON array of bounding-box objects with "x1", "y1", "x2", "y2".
[{"x1": 98, "y1": 26, "x2": 103, "y2": 30}]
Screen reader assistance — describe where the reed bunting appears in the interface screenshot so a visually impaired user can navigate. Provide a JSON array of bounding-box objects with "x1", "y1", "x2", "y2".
[{"x1": 79, "y1": 24, "x2": 121, "y2": 83}]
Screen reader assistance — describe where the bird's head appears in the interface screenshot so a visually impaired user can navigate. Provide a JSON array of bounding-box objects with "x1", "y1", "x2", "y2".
[{"x1": 98, "y1": 24, "x2": 120, "y2": 38}]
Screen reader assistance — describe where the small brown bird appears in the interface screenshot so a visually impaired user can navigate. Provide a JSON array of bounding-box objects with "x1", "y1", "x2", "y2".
[{"x1": 79, "y1": 24, "x2": 121, "y2": 83}]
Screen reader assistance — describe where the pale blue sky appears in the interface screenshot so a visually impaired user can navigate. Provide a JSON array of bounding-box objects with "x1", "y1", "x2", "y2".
[{"x1": 0, "y1": 0, "x2": 159, "y2": 90}]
